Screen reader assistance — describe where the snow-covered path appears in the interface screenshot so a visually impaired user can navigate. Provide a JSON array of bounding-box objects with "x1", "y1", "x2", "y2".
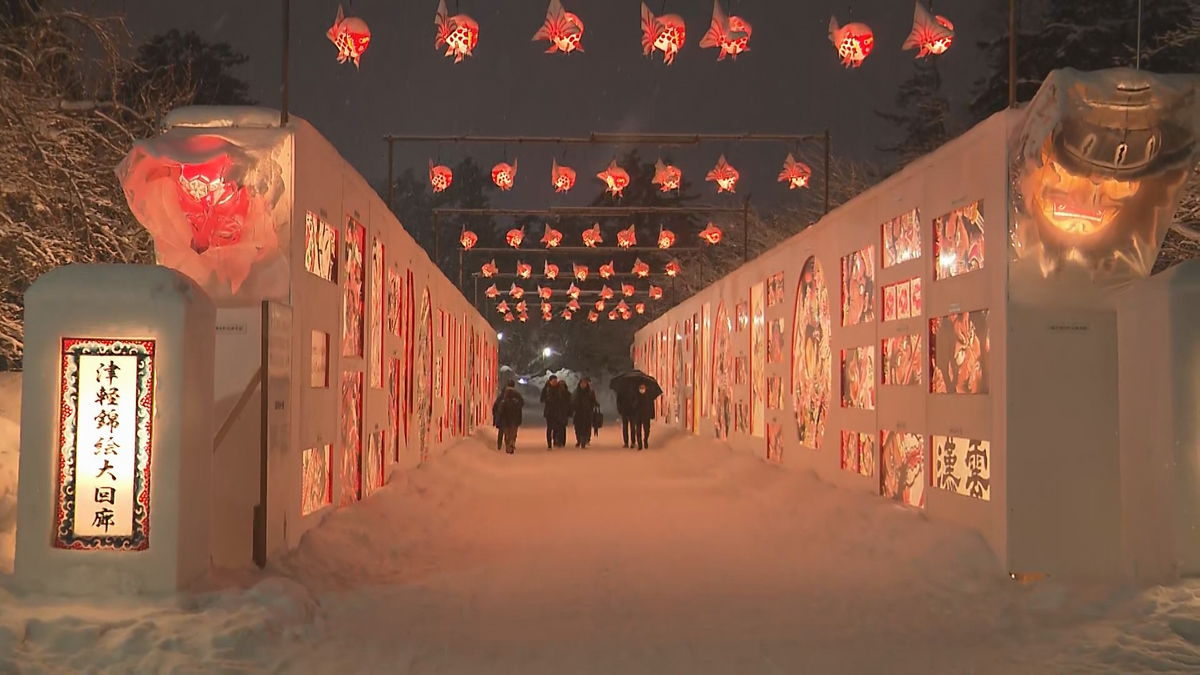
[{"x1": 6, "y1": 424, "x2": 1200, "y2": 673}]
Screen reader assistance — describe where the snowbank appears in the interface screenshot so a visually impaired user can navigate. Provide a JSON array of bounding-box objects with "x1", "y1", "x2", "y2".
[{"x1": 0, "y1": 371, "x2": 20, "y2": 574}]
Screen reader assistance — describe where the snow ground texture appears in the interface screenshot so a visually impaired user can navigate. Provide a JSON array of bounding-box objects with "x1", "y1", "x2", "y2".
[{"x1": 2, "y1": 372, "x2": 1200, "y2": 673}]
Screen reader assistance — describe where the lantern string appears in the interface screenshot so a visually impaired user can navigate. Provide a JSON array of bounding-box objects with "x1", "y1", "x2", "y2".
[{"x1": 1135, "y1": 0, "x2": 1143, "y2": 69}]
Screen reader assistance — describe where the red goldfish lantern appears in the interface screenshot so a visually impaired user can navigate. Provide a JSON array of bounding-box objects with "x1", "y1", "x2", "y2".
[
  {"x1": 588, "y1": 311, "x2": 599, "y2": 323},
  {"x1": 506, "y1": 226, "x2": 525, "y2": 248},
  {"x1": 778, "y1": 153, "x2": 813, "y2": 189},
  {"x1": 657, "y1": 227, "x2": 676, "y2": 249},
  {"x1": 635, "y1": 302, "x2": 646, "y2": 314},
  {"x1": 481, "y1": 259, "x2": 498, "y2": 277},
  {"x1": 551, "y1": 159, "x2": 577, "y2": 192},
  {"x1": 429, "y1": 160, "x2": 453, "y2": 192},
  {"x1": 621, "y1": 310, "x2": 632, "y2": 321},
  {"x1": 491, "y1": 160, "x2": 517, "y2": 190},
  {"x1": 617, "y1": 224, "x2": 637, "y2": 248},
  {"x1": 621, "y1": 283, "x2": 635, "y2": 297},
  {"x1": 616, "y1": 299, "x2": 629, "y2": 314},
  {"x1": 515, "y1": 300, "x2": 528, "y2": 313},
  {"x1": 327, "y1": 4, "x2": 371, "y2": 68},
  {"x1": 434, "y1": 0, "x2": 479, "y2": 63},
  {"x1": 648, "y1": 284, "x2": 664, "y2": 300},
  {"x1": 542, "y1": 312, "x2": 553, "y2": 322},
  {"x1": 567, "y1": 283, "x2": 581, "y2": 299},
  {"x1": 568, "y1": 298, "x2": 580, "y2": 311},
  {"x1": 562, "y1": 309, "x2": 574, "y2": 320},
  {"x1": 706, "y1": 155, "x2": 740, "y2": 193},
  {"x1": 519, "y1": 312, "x2": 529, "y2": 323},
  {"x1": 544, "y1": 261, "x2": 560, "y2": 279},
  {"x1": 516, "y1": 261, "x2": 532, "y2": 279},
  {"x1": 534, "y1": 0, "x2": 584, "y2": 54},
  {"x1": 600, "y1": 285, "x2": 614, "y2": 300},
  {"x1": 608, "y1": 310, "x2": 618, "y2": 321},
  {"x1": 596, "y1": 299, "x2": 606, "y2": 311},
  {"x1": 573, "y1": 264, "x2": 589, "y2": 281},
  {"x1": 641, "y1": 2, "x2": 686, "y2": 65},
  {"x1": 699, "y1": 0, "x2": 751, "y2": 61},
  {"x1": 665, "y1": 261, "x2": 681, "y2": 277},
  {"x1": 829, "y1": 16, "x2": 874, "y2": 68},
  {"x1": 504, "y1": 312, "x2": 515, "y2": 323},
  {"x1": 485, "y1": 284, "x2": 499, "y2": 298},
  {"x1": 541, "y1": 223, "x2": 563, "y2": 248},
  {"x1": 541, "y1": 302, "x2": 553, "y2": 314},
  {"x1": 510, "y1": 284, "x2": 525, "y2": 299},
  {"x1": 538, "y1": 285, "x2": 553, "y2": 300},
  {"x1": 699, "y1": 223, "x2": 723, "y2": 245},
  {"x1": 599, "y1": 261, "x2": 615, "y2": 279},
  {"x1": 582, "y1": 223, "x2": 602, "y2": 247},
  {"x1": 903, "y1": 2, "x2": 954, "y2": 58},
  {"x1": 597, "y1": 160, "x2": 631, "y2": 197},
  {"x1": 632, "y1": 258, "x2": 650, "y2": 278},
  {"x1": 459, "y1": 229, "x2": 478, "y2": 249},
  {"x1": 653, "y1": 159, "x2": 682, "y2": 192},
  {"x1": 497, "y1": 300, "x2": 510, "y2": 313}
]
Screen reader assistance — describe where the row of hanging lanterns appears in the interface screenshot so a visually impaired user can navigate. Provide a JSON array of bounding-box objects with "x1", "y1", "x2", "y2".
[
  {"x1": 480, "y1": 259, "x2": 682, "y2": 280},
  {"x1": 460, "y1": 222, "x2": 723, "y2": 251},
  {"x1": 327, "y1": 2, "x2": 955, "y2": 71},
  {"x1": 487, "y1": 282, "x2": 664, "y2": 301},
  {"x1": 496, "y1": 298, "x2": 649, "y2": 323}
]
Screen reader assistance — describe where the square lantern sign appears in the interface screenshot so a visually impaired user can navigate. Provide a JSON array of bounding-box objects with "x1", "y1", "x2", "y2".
[{"x1": 55, "y1": 339, "x2": 155, "y2": 551}]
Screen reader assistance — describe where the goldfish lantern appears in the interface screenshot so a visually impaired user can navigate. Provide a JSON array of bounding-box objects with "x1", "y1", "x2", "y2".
[
  {"x1": 327, "y1": 4, "x2": 371, "y2": 68},
  {"x1": 641, "y1": 2, "x2": 686, "y2": 65},
  {"x1": 542, "y1": 312, "x2": 553, "y2": 322},
  {"x1": 506, "y1": 226, "x2": 525, "y2": 248},
  {"x1": 617, "y1": 300, "x2": 629, "y2": 313},
  {"x1": 481, "y1": 259, "x2": 498, "y2": 277},
  {"x1": 573, "y1": 264, "x2": 589, "y2": 281},
  {"x1": 562, "y1": 309, "x2": 574, "y2": 320},
  {"x1": 699, "y1": 223, "x2": 723, "y2": 245},
  {"x1": 648, "y1": 284, "x2": 664, "y2": 300},
  {"x1": 600, "y1": 285, "x2": 614, "y2": 300},
  {"x1": 632, "y1": 258, "x2": 650, "y2": 278},
  {"x1": 582, "y1": 223, "x2": 602, "y2": 247},
  {"x1": 778, "y1": 153, "x2": 813, "y2": 189},
  {"x1": 699, "y1": 0, "x2": 751, "y2": 61},
  {"x1": 829, "y1": 16, "x2": 874, "y2": 68},
  {"x1": 515, "y1": 300, "x2": 528, "y2": 313},
  {"x1": 568, "y1": 298, "x2": 580, "y2": 311},
  {"x1": 653, "y1": 159, "x2": 682, "y2": 192},
  {"x1": 597, "y1": 160, "x2": 631, "y2": 197},
  {"x1": 596, "y1": 300, "x2": 607, "y2": 311},
  {"x1": 608, "y1": 310, "x2": 618, "y2": 321},
  {"x1": 497, "y1": 300, "x2": 510, "y2": 313},
  {"x1": 635, "y1": 302, "x2": 646, "y2": 314},
  {"x1": 903, "y1": 2, "x2": 954, "y2": 58},
  {"x1": 617, "y1": 225, "x2": 637, "y2": 248},
  {"x1": 519, "y1": 312, "x2": 529, "y2": 323},
  {"x1": 621, "y1": 283, "x2": 635, "y2": 297},
  {"x1": 621, "y1": 310, "x2": 632, "y2": 321},
  {"x1": 541, "y1": 301, "x2": 552, "y2": 313},
  {"x1": 516, "y1": 262, "x2": 532, "y2": 279},
  {"x1": 510, "y1": 284, "x2": 525, "y2": 299},
  {"x1": 567, "y1": 283, "x2": 581, "y2": 299},
  {"x1": 538, "y1": 285, "x2": 553, "y2": 300},
  {"x1": 665, "y1": 261, "x2": 681, "y2": 277},
  {"x1": 657, "y1": 227, "x2": 676, "y2": 249},
  {"x1": 588, "y1": 311, "x2": 599, "y2": 323},
  {"x1": 429, "y1": 160, "x2": 454, "y2": 192},
  {"x1": 485, "y1": 284, "x2": 499, "y2": 298},
  {"x1": 504, "y1": 312, "x2": 515, "y2": 322},
  {"x1": 491, "y1": 160, "x2": 518, "y2": 190},
  {"x1": 459, "y1": 229, "x2": 478, "y2": 249},
  {"x1": 544, "y1": 261, "x2": 560, "y2": 279},
  {"x1": 434, "y1": 0, "x2": 479, "y2": 63},
  {"x1": 551, "y1": 159, "x2": 577, "y2": 192},
  {"x1": 706, "y1": 155, "x2": 740, "y2": 193},
  {"x1": 534, "y1": 0, "x2": 584, "y2": 54},
  {"x1": 599, "y1": 261, "x2": 615, "y2": 279},
  {"x1": 541, "y1": 223, "x2": 563, "y2": 248}
]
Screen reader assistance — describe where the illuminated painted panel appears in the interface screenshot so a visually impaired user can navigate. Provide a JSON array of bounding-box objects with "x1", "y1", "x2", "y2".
[
  {"x1": 750, "y1": 282, "x2": 765, "y2": 437},
  {"x1": 369, "y1": 237, "x2": 385, "y2": 389},
  {"x1": 930, "y1": 309, "x2": 990, "y2": 394},
  {"x1": 301, "y1": 444, "x2": 332, "y2": 516},
  {"x1": 766, "y1": 271, "x2": 785, "y2": 307},
  {"x1": 881, "y1": 209, "x2": 921, "y2": 268},
  {"x1": 933, "y1": 201, "x2": 985, "y2": 280},
  {"x1": 55, "y1": 338, "x2": 155, "y2": 551},
  {"x1": 839, "y1": 346, "x2": 876, "y2": 410},
  {"x1": 881, "y1": 334, "x2": 923, "y2": 386},
  {"x1": 304, "y1": 212, "x2": 338, "y2": 282},
  {"x1": 841, "y1": 245, "x2": 876, "y2": 326},
  {"x1": 881, "y1": 430, "x2": 925, "y2": 508}
]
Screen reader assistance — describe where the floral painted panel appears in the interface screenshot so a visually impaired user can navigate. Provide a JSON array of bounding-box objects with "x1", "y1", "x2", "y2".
[
  {"x1": 839, "y1": 431, "x2": 876, "y2": 477},
  {"x1": 301, "y1": 444, "x2": 332, "y2": 516},
  {"x1": 792, "y1": 258, "x2": 831, "y2": 451},
  {"x1": 712, "y1": 303, "x2": 732, "y2": 440},
  {"x1": 339, "y1": 371, "x2": 363, "y2": 506},
  {"x1": 304, "y1": 212, "x2": 338, "y2": 282},
  {"x1": 750, "y1": 282, "x2": 766, "y2": 438},
  {"x1": 840, "y1": 346, "x2": 876, "y2": 410},
  {"x1": 881, "y1": 334, "x2": 923, "y2": 386},
  {"x1": 362, "y1": 430, "x2": 384, "y2": 499},
  {"x1": 387, "y1": 269, "x2": 402, "y2": 336},
  {"x1": 767, "y1": 318, "x2": 784, "y2": 364},
  {"x1": 414, "y1": 289, "x2": 433, "y2": 463},
  {"x1": 766, "y1": 272, "x2": 785, "y2": 307},
  {"x1": 881, "y1": 209, "x2": 921, "y2": 268},
  {"x1": 881, "y1": 430, "x2": 925, "y2": 508},
  {"x1": 933, "y1": 201, "x2": 985, "y2": 280},
  {"x1": 930, "y1": 309, "x2": 990, "y2": 394},
  {"x1": 840, "y1": 245, "x2": 876, "y2": 326},
  {"x1": 369, "y1": 237, "x2": 384, "y2": 389},
  {"x1": 342, "y1": 218, "x2": 365, "y2": 357}
]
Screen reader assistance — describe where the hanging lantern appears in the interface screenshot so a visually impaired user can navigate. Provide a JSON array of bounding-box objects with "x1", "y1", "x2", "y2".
[
  {"x1": 515, "y1": 300, "x2": 528, "y2": 313},
  {"x1": 562, "y1": 309, "x2": 574, "y2": 320},
  {"x1": 597, "y1": 160, "x2": 631, "y2": 197},
  {"x1": 485, "y1": 284, "x2": 499, "y2": 298},
  {"x1": 640, "y1": 2, "x2": 686, "y2": 65},
  {"x1": 516, "y1": 262, "x2": 533, "y2": 279},
  {"x1": 327, "y1": 4, "x2": 372, "y2": 68},
  {"x1": 434, "y1": 0, "x2": 479, "y2": 63},
  {"x1": 653, "y1": 159, "x2": 682, "y2": 192},
  {"x1": 544, "y1": 261, "x2": 560, "y2": 279},
  {"x1": 632, "y1": 258, "x2": 650, "y2": 277},
  {"x1": 568, "y1": 298, "x2": 580, "y2": 311},
  {"x1": 541, "y1": 223, "x2": 563, "y2": 248},
  {"x1": 504, "y1": 312, "x2": 515, "y2": 323},
  {"x1": 568, "y1": 283, "x2": 581, "y2": 299},
  {"x1": 903, "y1": 2, "x2": 954, "y2": 58},
  {"x1": 541, "y1": 301, "x2": 553, "y2": 314},
  {"x1": 600, "y1": 285, "x2": 614, "y2": 300},
  {"x1": 828, "y1": 16, "x2": 874, "y2": 68},
  {"x1": 491, "y1": 160, "x2": 518, "y2": 190},
  {"x1": 778, "y1": 153, "x2": 813, "y2": 189},
  {"x1": 596, "y1": 299, "x2": 606, "y2": 311},
  {"x1": 582, "y1": 223, "x2": 602, "y2": 247},
  {"x1": 635, "y1": 302, "x2": 646, "y2": 314},
  {"x1": 573, "y1": 263, "x2": 589, "y2": 281},
  {"x1": 552, "y1": 159, "x2": 577, "y2": 192},
  {"x1": 519, "y1": 312, "x2": 529, "y2": 322},
  {"x1": 665, "y1": 261, "x2": 681, "y2": 277},
  {"x1": 459, "y1": 229, "x2": 478, "y2": 250},
  {"x1": 506, "y1": 226, "x2": 525, "y2": 248},
  {"x1": 588, "y1": 311, "x2": 599, "y2": 322},
  {"x1": 657, "y1": 227, "x2": 676, "y2": 249},
  {"x1": 648, "y1": 284, "x2": 664, "y2": 300},
  {"x1": 534, "y1": 0, "x2": 584, "y2": 54},
  {"x1": 481, "y1": 259, "x2": 498, "y2": 277},
  {"x1": 699, "y1": 0, "x2": 751, "y2": 61},
  {"x1": 621, "y1": 310, "x2": 632, "y2": 321},
  {"x1": 608, "y1": 310, "x2": 618, "y2": 321},
  {"x1": 509, "y1": 284, "x2": 525, "y2": 299},
  {"x1": 538, "y1": 285, "x2": 553, "y2": 299},
  {"x1": 699, "y1": 223, "x2": 723, "y2": 245},
  {"x1": 621, "y1": 283, "x2": 635, "y2": 297},
  {"x1": 617, "y1": 224, "x2": 637, "y2": 248},
  {"x1": 616, "y1": 299, "x2": 630, "y2": 313},
  {"x1": 429, "y1": 160, "x2": 453, "y2": 192},
  {"x1": 497, "y1": 300, "x2": 510, "y2": 314},
  {"x1": 599, "y1": 261, "x2": 615, "y2": 279},
  {"x1": 542, "y1": 312, "x2": 553, "y2": 322},
  {"x1": 706, "y1": 155, "x2": 740, "y2": 193}
]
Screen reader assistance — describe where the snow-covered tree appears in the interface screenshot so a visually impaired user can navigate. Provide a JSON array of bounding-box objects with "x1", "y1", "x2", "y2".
[{"x1": 876, "y1": 56, "x2": 954, "y2": 170}]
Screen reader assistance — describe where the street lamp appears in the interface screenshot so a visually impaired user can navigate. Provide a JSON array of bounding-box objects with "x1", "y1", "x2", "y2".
[
  {"x1": 542, "y1": 347, "x2": 553, "y2": 358},
  {"x1": 497, "y1": 332, "x2": 504, "y2": 340}
]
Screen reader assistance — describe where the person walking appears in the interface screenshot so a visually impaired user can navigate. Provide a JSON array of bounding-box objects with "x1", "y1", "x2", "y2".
[
  {"x1": 617, "y1": 386, "x2": 637, "y2": 448},
  {"x1": 493, "y1": 379, "x2": 524, "y2": 454},
  {"x1": 571, "y1": 378, "x2": 599, "y2": 448},
  {"x1": 539, "y1": 375, "x2": 571, "y2": 449},
  {"x1": 633, "y1": 382, "x2": 656, "y2": 450}
]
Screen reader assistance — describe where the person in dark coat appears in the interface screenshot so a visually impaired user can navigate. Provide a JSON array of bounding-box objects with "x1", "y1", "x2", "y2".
[
  {"x1": 632, "y1": 382, "x2": 656, "y2": 450},
  {"x1": 571, "y1": 378, "x2": 599, "y2": 448},
  {"x1": 539, "y1": 375, "x2": 571, "y2": 449},
  {"x1": 492, "y1": 380, "x2": 525, "y2": 454},
  {"x1": 617, "y1": 387, "x2": 637, "y2": 448}
]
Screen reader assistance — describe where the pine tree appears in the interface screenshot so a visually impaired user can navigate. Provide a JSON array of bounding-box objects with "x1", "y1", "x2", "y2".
[{"x1": 876, "y1": 56, "x2": 953, "y2": 170}]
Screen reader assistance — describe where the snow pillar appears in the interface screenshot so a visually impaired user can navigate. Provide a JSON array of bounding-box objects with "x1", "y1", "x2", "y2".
[
  {"x1": 14, "y1": 264, "x2": 216, "y2": 595},
  {"x1": 1117, "y1": 259, "x2": 1200, "y2": 583}
]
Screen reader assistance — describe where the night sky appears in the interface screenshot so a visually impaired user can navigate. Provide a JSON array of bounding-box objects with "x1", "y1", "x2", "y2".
[{"x1": 76, "y1": 0, "x2": 993, "y2": 208}]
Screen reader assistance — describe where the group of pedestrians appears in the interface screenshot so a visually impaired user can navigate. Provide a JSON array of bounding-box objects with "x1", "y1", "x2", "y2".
[
  {"x1": 492, "y1": 374, "x2": 658, "y2": 453},
  {"x1": 539, "y1": 375, "x2": 601, "y2": 449},
  {"x1": 617, "y1": 382, "x2": 656, "y2": 450}
]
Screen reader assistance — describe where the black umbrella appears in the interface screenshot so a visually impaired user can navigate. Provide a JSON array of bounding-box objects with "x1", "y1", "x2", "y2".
[{"x1": 609, "y1": 370, "x2": 663, "y2": 398}]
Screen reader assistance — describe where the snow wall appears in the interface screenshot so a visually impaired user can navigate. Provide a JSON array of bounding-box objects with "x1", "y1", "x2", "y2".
[
  {"x1": 117, "y1": 107, "x2": 497, "y2": 570},
  {"x1": 634, "y1": 68, "x2": 1200, "y2": 581}
]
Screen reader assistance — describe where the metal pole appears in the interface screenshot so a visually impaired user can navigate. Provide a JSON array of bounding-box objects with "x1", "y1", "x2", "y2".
[
  {"x1": 280, "y1": 0, "x2": 290, "y2": 126},
  {"x1": 386, "y1": 139, "x2": 395, "y2": 212},
  {"x1": 742, "y1": 199, "x2": 750, "y2": 263},
  {"x1": 823, "y1": 129, "x2": 831, "y2": 215},
  {"x1": 1008, "y1": 0, "x2": 1017, "y2": 107}
]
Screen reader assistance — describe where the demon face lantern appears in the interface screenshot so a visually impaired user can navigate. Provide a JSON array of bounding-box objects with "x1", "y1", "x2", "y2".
[{"x1": 1011, "y1": 68, "x2": 1200, "y2": 283}]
